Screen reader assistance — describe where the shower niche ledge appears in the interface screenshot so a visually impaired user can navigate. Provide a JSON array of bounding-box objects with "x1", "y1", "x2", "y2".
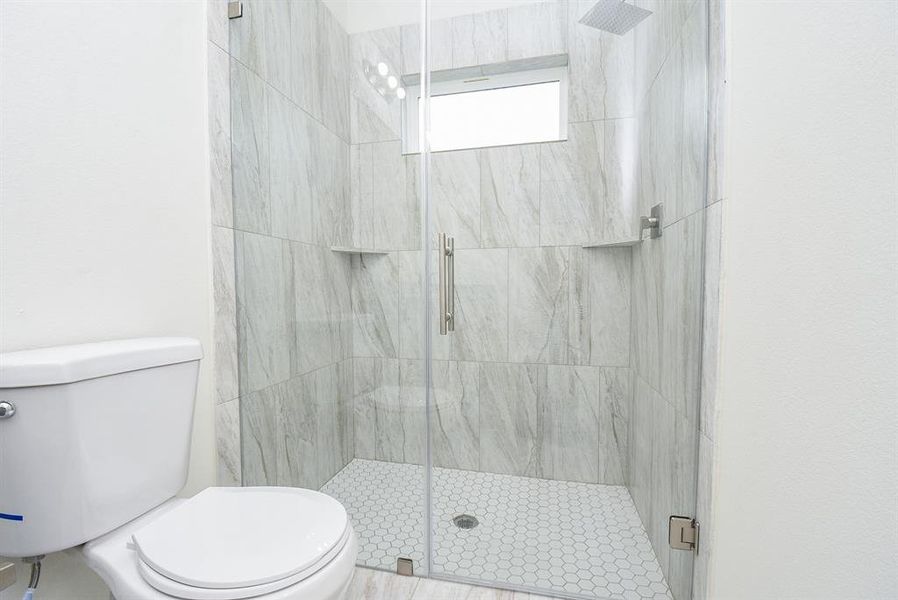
[
  {"x1": 330, "y1": 246, "x2": 391, "y2": 255},
  {"x1": 582, "y1": 237, "x2": 642, "y2": 249}
]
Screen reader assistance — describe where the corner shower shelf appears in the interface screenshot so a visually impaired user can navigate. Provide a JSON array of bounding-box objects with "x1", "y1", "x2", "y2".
[
  {"x1": 330, "y1": 246, "x2": 390, "y2": 255},
  {"x1": 582, "y1": 238, "x2": 642, "y2": 249}
]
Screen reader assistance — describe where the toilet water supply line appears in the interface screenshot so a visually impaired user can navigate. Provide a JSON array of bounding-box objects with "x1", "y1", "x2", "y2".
[{"x1": 22, "y1": 556, "x2": 42, "y2": 600}]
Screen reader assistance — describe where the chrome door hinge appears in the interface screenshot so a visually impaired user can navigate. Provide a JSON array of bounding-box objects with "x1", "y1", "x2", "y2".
[
  {"x1": 669, "y1": 516, "x2": 699, "y2": 552},
  {"x1": 228, "y1": 1, "x2": 243, "y2": 19}
]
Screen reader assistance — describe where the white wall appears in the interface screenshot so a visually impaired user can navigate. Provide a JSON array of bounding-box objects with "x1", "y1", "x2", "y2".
[
  {"x1": 708, "y1": 1, "x2": 898, "y2": 597},
  {"x1": 0, "y1": 0, "x2": 214, "y2": 499}
]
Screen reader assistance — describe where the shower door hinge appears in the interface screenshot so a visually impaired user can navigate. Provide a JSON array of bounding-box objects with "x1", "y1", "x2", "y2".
[
  {"x1": 228, "y1": 1, "x2": 243, "y2": 19},
  {"x1": 396, "y1": 557, "x2": 414, "y2": 577},
  {"x1": 669, "y1": 516, "x2": 699, "y2": 552}
]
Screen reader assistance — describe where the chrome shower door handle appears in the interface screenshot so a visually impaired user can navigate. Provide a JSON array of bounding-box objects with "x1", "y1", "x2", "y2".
[{"x1": 438, "y1": 233, "x2": 455, "y2": 335}]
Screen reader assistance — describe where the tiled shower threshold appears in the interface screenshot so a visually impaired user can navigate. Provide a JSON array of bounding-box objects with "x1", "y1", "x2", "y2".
[{"x1": 322, "y1": 459, "x2": 672, "y2": 600}]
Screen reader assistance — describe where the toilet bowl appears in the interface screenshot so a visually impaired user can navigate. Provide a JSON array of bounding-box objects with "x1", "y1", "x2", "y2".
[
  {"x1": 83, "y1": 488, "x2": 357, "y2": 600},
  {"x1": 0, "y1": 338, "x2": 358, "y2": 600}
]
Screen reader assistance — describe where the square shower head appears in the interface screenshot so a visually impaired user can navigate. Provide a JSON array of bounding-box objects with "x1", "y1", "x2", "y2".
[{"x1": 578, "y1": 0, "x2": 653, "y2": 35}]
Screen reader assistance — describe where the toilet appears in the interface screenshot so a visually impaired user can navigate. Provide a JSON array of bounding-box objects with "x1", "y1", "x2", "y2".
[{"x1": 0, "y1": 338, "x2": 357, "y2": 600}]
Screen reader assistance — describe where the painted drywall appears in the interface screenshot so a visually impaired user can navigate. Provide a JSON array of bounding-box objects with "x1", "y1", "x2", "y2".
[
  {"x1": 324, "y1": 0, "x2": 545, "y2": 33},
  {"x1": 0, "y1": 0, "x2": 215, "y2": 500},
  {"x1": 708, "y1": 1, "x2": 898, "y2": 597}
]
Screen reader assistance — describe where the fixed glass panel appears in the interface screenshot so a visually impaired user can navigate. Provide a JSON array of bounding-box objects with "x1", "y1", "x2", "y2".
[{"x1": 229, "y1": 0, "x2": 430, "y2": 576}]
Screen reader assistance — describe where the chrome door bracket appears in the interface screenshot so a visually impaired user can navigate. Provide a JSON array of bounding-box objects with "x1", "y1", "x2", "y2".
[
  {"x1": 228, "y1": 1, "x2": 243, "y2": 19},
  {"x1": 640, "y1": 203, "x2": 663, "y2": 239},
  {"x1": 669, "y1": 516, "x2": 699, "y2": 551}
]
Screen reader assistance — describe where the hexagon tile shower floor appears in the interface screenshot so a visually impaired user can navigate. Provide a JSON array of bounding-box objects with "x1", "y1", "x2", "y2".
[{"x1": 322, "y1": 459, "x2": 672, "y2": 599}]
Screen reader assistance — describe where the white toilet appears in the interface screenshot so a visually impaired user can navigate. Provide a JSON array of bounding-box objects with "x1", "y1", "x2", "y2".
[{"x1": 0, "y1": 338, "x2": 357, "y2": 600}]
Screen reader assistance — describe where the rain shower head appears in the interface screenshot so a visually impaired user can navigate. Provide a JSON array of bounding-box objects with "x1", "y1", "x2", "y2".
[{"x1": 578, "y1": 0, "x2": 652, "y2": 35}]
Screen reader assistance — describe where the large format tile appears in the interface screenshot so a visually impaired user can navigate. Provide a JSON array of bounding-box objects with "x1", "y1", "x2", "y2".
[
  {"x1": 351, "y1": 253, "x2": 400, "y2": 358},
  {"x1": 431, "y1": 360, "x2": 480, "y2": 471},
  {"x1": 631, "y1": 236, "x2": 663, "y2": 389},
  {"x1": 400, "y1": 19, "x2": 452, "y2": 75},
  {"x1": 230, "y1": 59, "x2": 269, "y2": 235},
  {"x1": 603, "y1": 118, "x2": 640, "y2": 242},
  {"x1": 598, "y1": 367, "x2": 630, "y2": 484},
  {"x1": 350, "y1": 27, "x2": 402, "y2": 144},
  {"x1": 372, "y1": 141, "x2": 417, "y2": 251},
  {"x1": 451, "y1": 249, "x2": 508, "y2": 362},
  {"x1": 350, "y1": 143, "x2": 375, "y2": 249},
  {"x1": 538, "y1": 365, "x2": 599, "y2": 483},
  {"x1": 268, "y1": 91, "x2": 316, "y2": 243},
  {"x1": 431, "y1": 150, "x2": 481, "y2": 249},
  {"x1": 276, "y1": 375, "x2": 318, "y2": 489},
  {"x1": 215, "y1": 398, "x2": 241, "y2": 486},
  {"x1": 587, "y1": 246, "x2": 631, "y2": 366},
  {"x1": 318, "y1": 3, "x2": 350, "y2": 141},
  {"x1": 568, "y1": 0, "x2": 635, "y2": 122},
  {"x1": 480, "y1": 145, "x2": 540, "y2": 248},
  {"x1": 212, "y1": 226, "x2": 238, "y2": 404},
  {"x1": 208, "y1": 42, "x2": 232, "y2": 229},
  {"x1": 451, "y1": 9, "x2": 507, "y2": 68},
  {"x1": 507, "y1": 1, "x2": 567, "y2": 61},
  {"x1": 292, "y1": 242, "x2": 351, "y2": 375},
  {"x1": 701, "y1": 201, "x2": 722, "y2": 440},
  {"x1": 290, "y1": 0, "x2": 321, "y2": 120},
  {"x1": 628, "y1": 374, "x2": 657, "y2": 530},
  {"x1": 236, "y1": 232, "x2": 292, "y2": 394},
  {"x1": 240, "y1": 385, "x2": 279, "y2": 485},
  {"x1": 679, "y1": 0, "x2": 709, "y2": 223},
  {"x1": 397, "y1": 250, "x2": 451, "y2": 361},
  {"x1": 508, "y1": 246, "x2": 572, "y2": 365},
  {"x1": 661, "y1": 211, "x2": 703, "y2": 420},
  {"x1": 479, "y1": 363, "x2": 541, "y2": 477},
  {"x1": 229, "y1": 0, "x2": 291, "y2": 98}
]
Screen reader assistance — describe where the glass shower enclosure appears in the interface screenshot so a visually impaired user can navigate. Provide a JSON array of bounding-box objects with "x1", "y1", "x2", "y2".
[{"x1": 228, "y1": 0, "x2": 709, "y2": 598}]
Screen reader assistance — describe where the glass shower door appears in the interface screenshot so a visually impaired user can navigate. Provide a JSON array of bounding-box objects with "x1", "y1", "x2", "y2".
[{"x1": 422, "y1": 0, "x2": 710, "y2": 598}]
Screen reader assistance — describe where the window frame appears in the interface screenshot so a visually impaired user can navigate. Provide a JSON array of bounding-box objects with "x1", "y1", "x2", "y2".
[{"x1": 402, "y1": 65, "x2": 569, "y2": 154}]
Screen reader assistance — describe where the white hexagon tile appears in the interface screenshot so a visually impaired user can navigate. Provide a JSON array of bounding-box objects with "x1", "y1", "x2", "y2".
[{"x1": 321, "y1": 459, "x2": 672, "y2": 600}]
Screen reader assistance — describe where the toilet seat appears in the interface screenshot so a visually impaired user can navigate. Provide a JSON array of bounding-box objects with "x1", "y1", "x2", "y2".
[{"x1": 128, "y1": 487, "x2": 351, "y2": 600}]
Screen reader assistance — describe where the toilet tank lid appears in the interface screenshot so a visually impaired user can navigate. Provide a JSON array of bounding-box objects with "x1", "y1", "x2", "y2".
[{"x1": 0, "y1": 337, "x2": 203, "y2": 388}]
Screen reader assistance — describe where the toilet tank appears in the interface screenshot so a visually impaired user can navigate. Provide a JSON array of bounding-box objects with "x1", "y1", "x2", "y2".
[{"x1": 0, "y1": 338, "x2": 203, "y2": 557}]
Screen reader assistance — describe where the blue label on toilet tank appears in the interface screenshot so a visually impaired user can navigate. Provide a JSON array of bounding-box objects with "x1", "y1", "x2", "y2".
[{"x1": 0, "y1": 512, "x2": 23, "y2": 522}]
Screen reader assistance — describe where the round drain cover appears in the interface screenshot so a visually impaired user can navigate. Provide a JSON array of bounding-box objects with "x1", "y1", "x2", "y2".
[{"x1": 452, "y1": 514, "x2": 479, "y2": 530}]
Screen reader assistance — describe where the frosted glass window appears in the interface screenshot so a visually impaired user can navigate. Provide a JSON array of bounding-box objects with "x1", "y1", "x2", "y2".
[{"x1": 403, "y1": 67, "x2": 567, "y2": 154}]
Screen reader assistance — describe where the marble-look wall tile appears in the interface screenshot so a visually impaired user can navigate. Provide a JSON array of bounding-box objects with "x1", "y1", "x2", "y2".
[
  {"x1": 633, "y1": 0, "x2": 695, "y2": 107},
  {"x1": 290, "y1": 0, "x2": 322, "y2": 121},
  {"x1": 352, "y1": 358, "x2": 382, "y2": 460},
  {"x1": 588, "y1": 246, "x2": 631, "y2": 366},
  {"x1": 432, "y1": 150, "x2": 481, "y2": 249},
  {"x1": 350, "y1": 143, "x2": 375, "y2": 249},
  {"x1": 315, "y1": 128, "x2": 351, "y2": 247},
  {"x1": 372, "y1": 141, "x2": 418, "y2": 251},
  {"x1": 400, "y1": 19, "x2": 452, "y2": 75},
  {"x1": 507, "y1": 1, "x2": 568, "y2": 61},
  {"x1": 351, "y1": 253, "x2": 400, "y2": 358},
  {"x1": 292, "y1": 242, "x2": 351, "y2": 374},
  {"x1": 318, "y1": 3, "x2": 350, "y2": 141},
  {"x1": 508, "y1": 246, "x2": 572, "y2": 364},
  {"x1": 215, "y1": 398, "x2": 241, "y2": 486},
  {"x1": 275, "y1": 376, "x2": 318, "y2": 489},
  {"x1": 236, "y1": 232, "x2": 292, "y2": 394},
  {"x1": 480, "y1": 145, "x2": 540, "y2": 248},
  {"x1": 631, "y1": 236, "x2": 663, "y2": 390},
  {"x1": 431, "y1": 360, "x2": 480, "y2": 471},
  {"x1": 230, "y1": 0, "x2": 291, "y2": 98},
  {"x1": 385, "y1": 360, "x2": 425, "y2": 463},
  {"x1": 479, "y1": 363, "x2": 542, "y2": 477},
  {"x1": 240, "y1": 385, "x2": 279, "y2": 485},
  {"x1": 692, "y1": 431, "x2": 715, "y2": 600},
  {"x1": 647, "y1": 32, "x2": 685, "y2": 223},
  {"x1": 598, "y1": 367, "x2": 629, "y2": 484},
  {"x1": 603, "y1": 118, "x2": 639, "y2": 242},
  {"x1": 451, "y1": 10, "x2": 508, "y2": 68},
  {"x1": 661, "y1": 211, "x2": 703, "y2": 420},
  {"x1": 650, "y1": 392, "x2": 675, "y2": 577},
  {"x1": 539, "y1": 365, "x2": 599, "y2": 483},
  {"x1": 628, "y1": 374, "x2": 657, "y2": 530},
  {"x1": 679, "y1": 1, "x2": 709, "y2": 223},
  {"x1": 701, "y1": 201, "x2": 722, "y2": 440},
  {"x1": 213, "y1": 226, "x2": 239, "y2": 404},
  {"x1": 568, "y1": 0, "x2": 635, "y2": 122},
  {"x1": 350, "y1": 27, "x2": 402, "y2": 144},
  {"x1": 207, "y1": 0, "x2": 228, "y2": 50},
  {"x1": 230, "y1": 59, "x2": 269, "y2": 235},
  {"x1": 539, "y1": 121, "x2": 605, "y2": 245},
  {"x1": 268, "y1": 91, "x2": 316, "y2": 243},
  {"x1": 669, "y1": 410, "x2": 698, "y2": 600},
  {"x1": 209, "y1": 43, "x2": 232, "y2": 229},
  {"x1": 451, "y1": 249, "x2": 508, "y2": 362},
  {"x1": 397, "y1": 250, "x2": 451, "y2": 361},
  {"x1": 313, "y1": 362, "x2": 351, "y2": 484}
]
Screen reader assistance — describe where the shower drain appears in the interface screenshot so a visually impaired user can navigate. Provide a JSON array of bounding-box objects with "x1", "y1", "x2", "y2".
[{"x1": 452, "y1": 514, "x2": 479, "y2": 530}]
